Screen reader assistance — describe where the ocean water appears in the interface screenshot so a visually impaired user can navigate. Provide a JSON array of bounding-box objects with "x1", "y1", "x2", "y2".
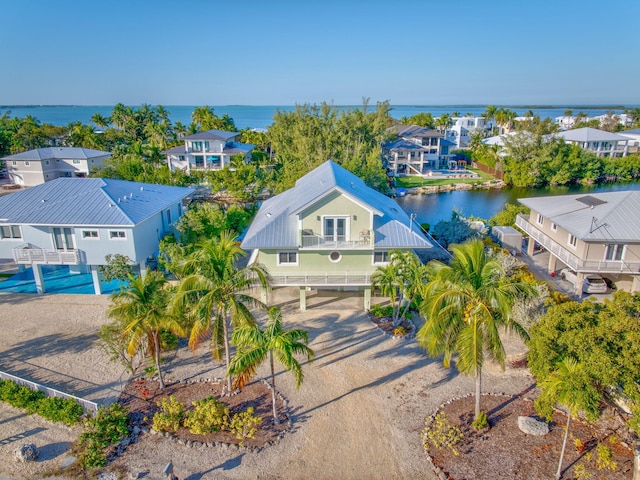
[{"x1": 0, "y1": 104, "x2": 632, "y2": 130}]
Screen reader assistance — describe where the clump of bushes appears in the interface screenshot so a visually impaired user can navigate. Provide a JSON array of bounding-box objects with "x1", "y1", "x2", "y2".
[
  {"x1": 422, "y1": 411, "x2": 464, "y2": 456},
  {"x1": 77, "y1": 403, "x2": 129, "y2": 468},
  {"x1": 152, "y1": 395, "x2": 262, "y2": 443},
  {"x1": 0, "y1": 379, "x2": 84, "y2": 426}
]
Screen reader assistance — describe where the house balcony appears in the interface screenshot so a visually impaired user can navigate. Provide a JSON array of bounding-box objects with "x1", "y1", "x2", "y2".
[
  {"x1": 515, "y1": 215, "x2": 640, "y2": 274},
  {"x1": 13, "y1": 245, "x2": 85, "y2": 265},
  {"x1": 268, "y1": 271, "x2": 373, "y2": 287},
  {"x1": 300, "y1": 231, "x2": 372, "y2": 249}
]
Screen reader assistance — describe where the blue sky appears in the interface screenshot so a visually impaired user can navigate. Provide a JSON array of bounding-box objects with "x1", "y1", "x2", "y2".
[{"x1": 1, "y1": 0, "x2": 639, "y2": 106}]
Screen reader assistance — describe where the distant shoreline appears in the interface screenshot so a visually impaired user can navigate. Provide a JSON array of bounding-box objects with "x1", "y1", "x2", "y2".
[{"x1": 1, "y1": 104, "x2": 636, "y2": 109}]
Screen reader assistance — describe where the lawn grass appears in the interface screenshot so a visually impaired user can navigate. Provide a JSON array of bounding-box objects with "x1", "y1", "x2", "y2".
[{"x1": 395, "y1": 168, "x2": 495, "y2": 188}]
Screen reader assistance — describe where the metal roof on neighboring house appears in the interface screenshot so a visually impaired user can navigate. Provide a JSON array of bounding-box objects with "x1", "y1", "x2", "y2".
[
  {"x1": 2, "y1": 147, "x2": 111, "y2": 161},
  {"x1": 554, "y1": 127, "x2": 629, "y2": 143},
  {"x1": 162, "y1": 145, "x2": 187, "y2": 155},
  {"x1": 241, "y1": 161, "x2": 432, "y2": 250},
  {"x1": 0, "y1": 178, "x2": 194, "y2": 227},
  {"x1": 518, "y1": 190, "x2": 640, "y2": 242},
  {"x1": 223, "y1": 143, "x2": 255, "y2": 154},
  {"x1": 384, "y1": 139, "x2": 431, "y2": 152},
  {"x1": 392, "y1": 125, "x2": 443, "y2": 138},
  {"x1": 180, "y1": 129, "x2": 238, "y2": 141}
]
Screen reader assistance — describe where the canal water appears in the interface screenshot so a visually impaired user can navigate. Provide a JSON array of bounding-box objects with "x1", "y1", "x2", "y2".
[{"x1": 395, "y1": 182, "x2": 640, "y2": 226}]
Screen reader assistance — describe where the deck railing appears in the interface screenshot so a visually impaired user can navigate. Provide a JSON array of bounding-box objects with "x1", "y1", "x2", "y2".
[
  {"x1": 516, "y1": 215, "x2": 640, "y2": 274},
  {"x1": 300, "y1": 233, "x2": 372, "y2": 249},
  {"x1": 0, "y1": 370, "x2": 98, "y2": 414},
  {"x1": 13, "y1": 246, "x2": 85, "y2": 265},
  {"x1": 269, "y1": 271, "x2": 373, "y2": 286}
]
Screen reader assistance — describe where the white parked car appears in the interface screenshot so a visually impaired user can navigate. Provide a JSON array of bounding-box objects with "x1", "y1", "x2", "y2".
[{"x1": 559, "y1": 268, "x2": 608, "y2": 294}]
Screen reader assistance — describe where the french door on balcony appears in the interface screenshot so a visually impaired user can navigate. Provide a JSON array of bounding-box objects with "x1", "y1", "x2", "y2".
[
  {"x1": 323, "y1": 217, "x2": 348, "y2": 242},
  {"x1": 53, "y1": 227, "x2": 75, "y2": 251}
]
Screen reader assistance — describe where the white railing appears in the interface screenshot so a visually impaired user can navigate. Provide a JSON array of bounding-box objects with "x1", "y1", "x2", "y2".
[
  {"x1": 515, "y1": 215, "x2": 640, "y2": 274},
  {"x1": 300, "y1": 233, "x2": 372, "y2": 249},
  {"x1": 13, "y1": 246, "x2": 84, "y2": 265},
  {"x1": 269, "y1": 272, "x2": 373, "y2": 286},
  {"x1": 0, "y1": 370, "x2": 98, "y2": 414}
]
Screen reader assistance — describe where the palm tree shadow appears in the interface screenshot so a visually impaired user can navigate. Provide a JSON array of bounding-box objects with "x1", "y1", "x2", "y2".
[{"x1": 184, "y1": 454, "x2": 245, "y2": 479}]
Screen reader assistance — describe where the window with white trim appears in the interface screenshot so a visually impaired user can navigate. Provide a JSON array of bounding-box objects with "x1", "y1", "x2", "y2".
[
  {"x1": 605, "y1": 244, "x2": 624, "y2": 261},
  {"x1": 536, "y1": 213, "x2": 544, "y2": 226},
  {"x1": 0, "y1": 225, "x2": 22, "y2": 239},
  {"x1": 323, "y1": 216, "x2": 348, "y2": 242},
  {"x1": 567, "y1": 234, "x2": 577, "y2": 249},
  {"x1": 277, "y1": 251, "x2": 298, "y2": 265},
  {"x1": 551, "y1": 223, "x2": 557, "y2": 232},
  {"x1": 109, "y1": 230, "x2": 126, "y2": 240},
  {"x1": 72, "y1": 159, "x2": 81, "y2": 164},
  {"x1": 24, "y1": 161, "x2": 30, "y2": 166},
  {"x1": 373, "y1": 251, "x2": 389, "y2": 264},
  {"x1": 82, "y1": 230, "x2": 99, "y2": 239},
  {"x1": 166, "y1": 209, "x2": 172, "y2": 225}
]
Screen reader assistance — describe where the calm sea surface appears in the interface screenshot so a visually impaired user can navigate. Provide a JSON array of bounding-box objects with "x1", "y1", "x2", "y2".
[
  {"x1": 0, "y1": 104, "x2": 633, "y2": 130},
  {"x1": 395, "y1": 183, "x2": 640, "y2": 225}
]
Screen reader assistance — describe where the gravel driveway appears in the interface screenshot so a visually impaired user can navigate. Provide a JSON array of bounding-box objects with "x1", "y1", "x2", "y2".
[{"x1": 0, "y1": 289, "x2": 534, "y2": 480}]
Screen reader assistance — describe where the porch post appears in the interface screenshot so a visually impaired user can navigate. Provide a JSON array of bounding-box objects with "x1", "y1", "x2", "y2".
[
  {"x1": 32, "y1": 264, "x2": 45, "y2": 294},
  {"x1": 527, "y1": 237, "x2": 536, "y2": 256},
  {"x1": 139, "y1": 260, "x2": 147, "y2": 278},
  {"x1": 547, "y1": 254, "x2": 557, "y2": 274},
  {"x1": 299, "y1": 286, "x2": 307, "y2": 312},
  {"x1": 91, "y1": 265, "x2": 103, "y2": 295},
  {"x1": 363, "y1": 287, "x2": 371, "y2": 311},
  {"x1": 261, "y1": 286, "x2": 268, "y2": 305}
]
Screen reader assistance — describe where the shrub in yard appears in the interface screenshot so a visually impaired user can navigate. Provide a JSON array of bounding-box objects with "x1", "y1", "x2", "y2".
[
  {"x1": 392, "y1": 325, "x2": 407, "y2": 336},
  {"x1": 422, "y1": 411, "x2": 464, "y2": 456},
  {"x1": 0, "y1": 380, "x2": 45, "y2": 411},
  {"x1": 152, "y1": 396, "x2": 185, "y2": 432},
  {"x1": 595, "y1": 444, "x2": 617, "y2": 471},
  {"x1": 77, "y1": 403, "x2": 129, "y2": 468},
  {"x1": 229, "y1": 407, "x2": 262, "y2": 445},
  {"x1": 472, "y1": 411, "x2": 488, "y2": 430},
  {"x1": 183, "y1": 396, "x2": 229, "y2": 434},
  {"x1": 37, "y1": 396, "x2": 84, "y2": 426}
]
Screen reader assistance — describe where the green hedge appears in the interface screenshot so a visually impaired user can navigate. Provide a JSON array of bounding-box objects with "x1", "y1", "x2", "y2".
[{"x1": 0, "y1": 379, "x2": 84, "y2": 426}]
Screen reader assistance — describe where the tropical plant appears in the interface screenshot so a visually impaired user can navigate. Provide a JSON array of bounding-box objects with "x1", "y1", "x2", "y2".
[
  {"x1": 107, "y1": 271, "x2": 184, "y2": 390},
  {"x1": 534, "y1": 357, "x2": 600, "y2": 480},
  {"x1": 172, "y1": 232, "x2": 269, "y2": 392},
  {"x1": 229, "y1": 306, "x2": 314, "y2": 423},
  {"x1": 418, "y1": 239, "x2": 534, "y2": 420}
]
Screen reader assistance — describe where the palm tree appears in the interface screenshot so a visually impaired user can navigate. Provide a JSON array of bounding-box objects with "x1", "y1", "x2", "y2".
[
  {"x1": 372, "y1": 250, "x2": 429, "y2": 326},
  {"x1": 418, "y1": 239, "x2": 533, "y2": 420},
  {"x1": 107, "y1": 271, "x2": 185, "y2": 390},
  {"x1": 172, "y1": 232, "x2": 269, "y2": 392},
  {"x1": 535, "y1": 357, "x2": 600, "y2": 480},
  {"x1": 229, "y1": 306, "x2": 314, "y2": 423},
  {"x1": 435, "y1": 114, "x2": 451, "y2": 134}
]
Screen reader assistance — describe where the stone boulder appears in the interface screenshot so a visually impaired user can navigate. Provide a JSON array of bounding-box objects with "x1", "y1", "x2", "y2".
[
  {"x1": 518, "y1": 416, "x2": 549, "y2": 436},
  {"x1": 14, "y1": 443, "x2": 39, "y2": 462}
]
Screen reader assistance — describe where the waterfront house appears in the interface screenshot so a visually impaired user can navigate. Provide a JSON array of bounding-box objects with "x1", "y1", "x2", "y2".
[
  {"x1": 241, "y1": 160, "x2": 433, "y2": 310},
  {"x1": 554, "y1": 115, "x2": 577, "y2": 130},
  {"x1": 1, "y1": 147, "x2": 111, "y2": 187},
  {"x1": 617, "y1": 128, "x2": 640, "y2": 154},
  {"x1": 383, "y1": 125, "x2": 454, "y2": 175},
  {"x1": 445, "y1": 116, "x2": 491, "y2": 149},
  {"x1": 515, "y1": 190, "x2": 640, "y2": 293},
  {"x1": 163, "y1": 129, "x2": 254, "y2": 173},
  {"x1": 0, "y1": 178, "x2": 193, "y2": 294},
  {"x1": 553, "y1": 127, "x2": 629, "y2": 157}
]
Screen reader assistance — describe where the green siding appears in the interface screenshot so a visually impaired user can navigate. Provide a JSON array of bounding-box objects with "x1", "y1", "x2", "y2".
[
  {"x1": 259, "y1": 249, "x2": 377, "y2": 274},
  {"x1": 299, "y1": 191, "x2": 372, "y2": 239}
]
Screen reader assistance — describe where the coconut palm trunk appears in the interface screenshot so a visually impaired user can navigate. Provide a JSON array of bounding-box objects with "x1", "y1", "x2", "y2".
[
  {"x1": 153, "y1": 331, "x2": 165, "y2": 390},
  {"x1": 223, "y1": 313, "x2": 232, "y2": 392},
  {"x1": 269, "y1": 351, "x2": 279, "y2": 423},
  {"x1": 475, "y1": 370, "x2": 481, "y2": 420},
  {"x1": 556, "y1": 412, "x2": 571, "y2": 479}
]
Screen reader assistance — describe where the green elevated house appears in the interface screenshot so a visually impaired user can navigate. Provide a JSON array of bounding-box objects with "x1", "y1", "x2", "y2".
[{"x1": 241, "y1": 160, "x2": 432, "y2": 310}]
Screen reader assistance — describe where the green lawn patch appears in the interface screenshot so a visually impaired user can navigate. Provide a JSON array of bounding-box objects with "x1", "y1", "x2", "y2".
[{"x1": 395, "y1": 168, "x2": 495, "y2": 188}]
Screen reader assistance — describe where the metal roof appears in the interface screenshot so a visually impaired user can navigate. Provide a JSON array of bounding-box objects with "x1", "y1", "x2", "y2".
[
  {"x1": 392, "y1": 125, "x2": 443, "y2": 138},
  {"x1": 2, "y1": 147, "x2": 111, "y2": 161},
  {"x1": 180, "y1": 129, "x2": 238, "y2": 141},
  {"x1": 0, "y1": 178, "x2": 194, "y2": 227},
  {"x1": 241, "y1": 161, "x2": 432, "y2": 250},
  {"x1": 384, "y1": 139, "x2": 431, "y2": 152},
  {"x1": 554, "y1": 127, "x2": 629, "y2": 143},
  {"x1": 518, "y1": 190, "x2": 640, "y2": 242}
]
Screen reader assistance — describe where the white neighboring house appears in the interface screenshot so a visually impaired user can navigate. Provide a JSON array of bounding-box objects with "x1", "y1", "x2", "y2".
[
  {"x1": 445, "y1": 116, "x2": 491, "y2": 149},
  {"x1": 554, "y1": 127, "x2": 629, "y2": 157},
  {"x1": 383, "y1": 125, "x2": 454, "y2": 175},
  {"x1": 1, "y1": 147, "x2": 111, "y2": 187},
  {"x1": 618, "y1": 128, "x2": 640, "y2": 154},
  {"x1": 554, "y1": 115, "x2": 577, "y2": 130},
  {"x1": 0, "y1": 178, "x2": 193, "y2": 294},
  {"x1": 163, "y1": 129, "x2": 254, "y2": 173}
]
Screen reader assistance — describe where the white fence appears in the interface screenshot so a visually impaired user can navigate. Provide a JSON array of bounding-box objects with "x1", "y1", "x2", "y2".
[{"x1": 0, "y1": 370, "x2": 98, "y2": 414}]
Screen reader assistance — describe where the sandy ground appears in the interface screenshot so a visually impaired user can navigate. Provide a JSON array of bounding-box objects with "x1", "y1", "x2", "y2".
[{"x1": 0, "y1": 288, "x2": 533, "y2": 480}]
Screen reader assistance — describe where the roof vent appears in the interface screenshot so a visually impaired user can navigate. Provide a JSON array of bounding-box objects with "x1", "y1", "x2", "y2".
[
  {"x1": 41, "y1": 199, "x2": 46, "y2": 203},
  {"x1": 265, "y1": 212, "x2": 272, "y2": 218},
  {"x1": 140, "y1": 186, "x2": 144, "y2": 191}
]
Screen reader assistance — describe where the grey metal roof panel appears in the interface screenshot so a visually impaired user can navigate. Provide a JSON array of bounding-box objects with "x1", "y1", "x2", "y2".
[
  {"x1": 384, "y1": 139, "x2": 429, "y2": 152},
  {"x1": 392, "y1": 125, "x2": 442, "y2": 138},
  {"x1": 162, "y1": 146, "x2": 187, "y2": 155},
  {"x1": 223, "y1": 143, "x2": 255, "y2": 154},
  {"x1": 2, "y1": 147, "x2": 111, "y2": 161},
  {"x1": 518, "y1": 191, "x2": 640, "y2": 242},
  {"x1": 241, "y1": 161, "x2": 432, "y2": 250},
  {"x1": 181, "y1": 129, "x2": 238, "y2": 141},
  {"x1": 0, "y1": 178, "x2": 194, "y2": 226},
  {"x1": 555, "y1": 127, "x2": 629, "y2": 142}
]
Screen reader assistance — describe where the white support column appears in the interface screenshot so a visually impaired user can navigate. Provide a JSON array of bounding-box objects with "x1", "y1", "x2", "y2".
[
  {"x1": 261, "y1": 287, "x2": 268, "y2": 305},
  {"x1": 32, "y1": 264, "x2": 45, "y2": 294},
  {"x1": 527, "y1": 237, "x2": 536, "y2": 256},
  {"x1": 547, "y1": 255, "x2": 557, "y2": 274},
  {"x1": 139, "y1": 260, "x2": 147, "y2": 278},
  {"x1": 299, "y1": 286, "x2": 307, "y2": 312},
  {"x1": 363, "y1": 287, "x2": 371, "y2": 311},
  {"x1": 91, "y1": 265, "x2": 103, "y2": 295}
]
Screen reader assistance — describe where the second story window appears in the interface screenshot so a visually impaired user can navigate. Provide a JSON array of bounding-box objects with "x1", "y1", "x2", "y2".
[
  {"x1": 24, "y1": 161, "x2": 30, "y2": 166},
  {"x1": 551, "y1": 223, "x2": 557, "y2": 232},
  {"x1": 82, "y1": 230, "x2": 99, "y2": 239},
  {"x1": 0, "y1": 225, "x2": 22, "y2": 239},
  {"x1": 373, "y1": 251, "x2": 389, "y2": 264},
  {"x1": 166, "y1": 209, "x2": 172, "y2": 224},
  {"x1": 72, "y1": 160, "x2": 81, "y2": 164},
  {"x1": 605, "y1": 244, "x2": 624, "y2": 261},
  {"x1": 278, "y1": 252, "x2": 298, "y2": 265},
  {"x1": 109, "y1": 230, "x2": 126, "y2": 240},
  {"x1": 568, "y1": 234, "x2": 577, "y2": 249},
  {"x1": 536, "y1": 213, "x2": 544, "y2": 226},
  {"x1": 191, "y1": 141, "x2": 203, "y2": 152},
  {"x1": 323, "y1": 217, "x2": 348, "y2": 242}
]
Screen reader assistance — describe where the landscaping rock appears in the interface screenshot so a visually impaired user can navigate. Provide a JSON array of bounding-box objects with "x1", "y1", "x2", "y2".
[
  {"x1": 14, "y1": 443, "x2": 38, "y2": 462},
  {"x1": 97, "y1": 473, "x2": 119, "y2": 480},
  {"x1": 517, "y1": 416, "x2": 549, "y2": 435},
  {"x1": 60, "y1": 455, "x2": 77, "y2": 469}
]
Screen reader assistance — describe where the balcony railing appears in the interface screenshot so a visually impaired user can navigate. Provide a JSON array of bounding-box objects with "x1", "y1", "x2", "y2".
[
  {"x1": 13, "y1": 245, "x2": 85, "y2": 265},
  {"x1": 269, "y1": 272, "x2": 373, "y2": 286},
  {"x1": 301, "y1": 232, "x2": 372, "y2": 249},
  {"x1": 515, "y1": 215, "x2": 640, "y2": 274}
]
